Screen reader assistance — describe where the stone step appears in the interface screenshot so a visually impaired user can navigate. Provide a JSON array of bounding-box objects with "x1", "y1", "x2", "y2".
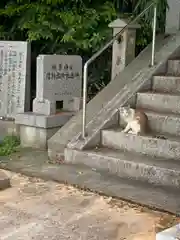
[
  {"x1": 101, "y1": 128, "x2": 180, "y2": 160},
  {"x1": 120, "y1": 110, "x2": 180, "y2": 137},
  {"x1": 146, "y1": 111, "x2": 180, "y2": 136},
  {"x1": 152, "y1": 75, "x2": 180, "y2": 93},
  {"x1": 167, "y1": 59, "x2": 180, "y2": 76},
  {"x1": 136, "y1": 92, "x2": 180, "y2": 114},
  {"x1": 65, "y1": 147, "x2": 180, "y2": 189}
]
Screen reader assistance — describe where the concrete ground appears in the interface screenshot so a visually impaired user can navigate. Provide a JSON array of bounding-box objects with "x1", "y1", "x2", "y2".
[
  {"x1": 1, "y1": 149, "x2": 180, "y2": 215},
  {"x1": 0, "y1": 170, "x2": 179, "y2": 240}
]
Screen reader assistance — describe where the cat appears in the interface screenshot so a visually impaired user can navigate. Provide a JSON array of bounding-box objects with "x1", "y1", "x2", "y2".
[{"x1": 119, "y1": 105, "x2": 149, "y2": 135}]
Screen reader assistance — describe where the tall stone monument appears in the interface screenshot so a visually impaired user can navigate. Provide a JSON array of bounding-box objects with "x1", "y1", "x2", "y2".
[
  {"x1": 0, "y1": 41, "x2": 31, "y2": 119},
  {"x1": 0, "y1": 41, "x2": 31, "y2": 138}
]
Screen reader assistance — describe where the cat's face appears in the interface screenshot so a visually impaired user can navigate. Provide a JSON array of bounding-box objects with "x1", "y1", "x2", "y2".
[{"x1": 119, "y1": 105, "x2": 131, "y2": 118}]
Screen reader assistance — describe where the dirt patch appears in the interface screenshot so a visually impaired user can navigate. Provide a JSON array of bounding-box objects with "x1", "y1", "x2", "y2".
[{"x1": 0, "y1": 170, "x2": 179, "y2": 240}]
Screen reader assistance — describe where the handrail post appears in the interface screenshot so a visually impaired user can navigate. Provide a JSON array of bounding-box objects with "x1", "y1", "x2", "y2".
[
  {"x1": 82, "y1": 62, "x2": 88, "y2": 139},
  {"x1": 151, "y1": 4, "x2": 157, "y2": 66}
]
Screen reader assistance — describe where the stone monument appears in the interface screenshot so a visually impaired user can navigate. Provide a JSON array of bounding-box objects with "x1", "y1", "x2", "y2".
[
  {"x1": 109, "y1": 19, "x2": 140, "y2": 80},
  {"x1": 15, "y1": 54, "x2": 82, "y2": 149},
  {"x1": 0, "y1": 41, "x2": 31, "y2": 137},
  {"x1": 33, "y1": 54, "x2": 82, "y2": 114}
]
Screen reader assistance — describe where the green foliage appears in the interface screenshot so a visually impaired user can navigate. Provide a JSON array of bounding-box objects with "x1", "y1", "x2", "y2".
[
  {"x1": 0, "y1": 0, "x2": 168, "y2": 53},
  {"x1": 0, "y1": 0, "x2": 168, "y2": 98},
  {"x1": 134, "y1": 0, "x2": 168, "y2": 32},
  {"x1": 0, "y1": 0, "x2": 117, "y2": 54},
  {"x1": 0, "y1": 136, "x2": 20, "y2": 156}
]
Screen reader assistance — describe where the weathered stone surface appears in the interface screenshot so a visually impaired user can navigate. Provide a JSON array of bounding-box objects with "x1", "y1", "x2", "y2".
[
  {"x1": 33, "y1": 98, "x2": 56, "y2": 116},
  {"x1": 136, "y1": 92, "x2": 180, "y2": 114},
  {"x1": 101, "y1": 128, "x2": 180, "y2": 160},
  {"x1": 15, "y1": 112, "x2": 75, "y2": 149},
  {"x1": 152, "y1": 75, "x2": 180, "y2": 93},
  {"x1": 33, "y1": 54, "x2": 82, "y2": 115},
  {"x1": 166, "y1": 0, "x2": 180, "y2": 34},
  {"x1": 19, "y1": 125, "x2": 61, "y2": 149},
  {"x1": 64, "y1": 147, "x2": 180, "y2": 189},
  {"x1": 0, "y1": 119, "x2": 19, "y2": 137},
  {"x1": 109, "y1": 18, "x2": 140, "y2": 80},
  {"x1": 15, "y1": 112, "x2": 75, "y2": 128},
  {"x1": 63, "y1": 97, "x2": 83, "y2": 112},
  {"x1": 167, "y1": 59, "x2": 180, "y2": 75},
  {"x1": 0, "y1": 170, "x2": 10, "y2": 190},
  {"x1": 0, "y1": 41, "x2": 31, "y2": 119}
]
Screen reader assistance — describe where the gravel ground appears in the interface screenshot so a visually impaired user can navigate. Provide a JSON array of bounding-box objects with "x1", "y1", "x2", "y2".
[{"x1": 0, "y1": 170, "x2": 179, "y2": 240}]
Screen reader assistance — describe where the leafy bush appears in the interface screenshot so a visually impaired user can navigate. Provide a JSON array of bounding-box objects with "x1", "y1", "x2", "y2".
[
  {"x1": 0, "y1": 0, "x2": 168, "y2": 99},
  {"x1": 0, "y1": 135, "x2": 20, "y2": 156},
  {"x1": 0, "y1": 0, "x2": 117, "y2": 54}
]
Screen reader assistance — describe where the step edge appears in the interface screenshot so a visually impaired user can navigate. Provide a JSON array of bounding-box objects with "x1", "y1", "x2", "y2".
[
  {"x1": 153, "y1": 75, "x2": 180, "y2": 79},
  {"x1": 101, "y1": 128, "x2": 180, "y2": 143},
  {"x1": 137, "y1": 92, "x2": 180, "y2": 97},
  {"x1": 83, "y1": 148, "x2": 180, "y2": 171},
  {"x1": 118, "y1": 107, "x2": 180, "y2": 118}
]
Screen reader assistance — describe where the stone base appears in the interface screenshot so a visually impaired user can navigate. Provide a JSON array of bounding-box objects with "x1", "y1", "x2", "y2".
[
  {"x1": 63, "y1": 97, "x2": 83, "y2": 112},
  {"x1": 19, "y1": 125, "x2": 62, "y2": 149},
  {"x1": 0, "y1": 170, "x2": 11, "y2": 190},
  {"x1": 33, "y1": 98, "x2": 56, "y2": 116},
  {"x1": 33, "y1": 97, "x2": 83, "y2": 115},
  {"x1": 15, "y1": 112, "x2": 75, "y2": 149},
  {"x1": 0, "y1": 120, "x2": 19, "y2": 137}
]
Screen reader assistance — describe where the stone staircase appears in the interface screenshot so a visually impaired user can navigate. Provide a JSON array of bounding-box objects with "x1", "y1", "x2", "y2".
[{"x1": 65, "y1": 58, "x2": 180, "y2": 213}]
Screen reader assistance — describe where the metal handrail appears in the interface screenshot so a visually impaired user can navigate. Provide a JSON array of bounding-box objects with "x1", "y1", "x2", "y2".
[{"x1": 82, "y1": 2, "x2": 157, "y2": 139}]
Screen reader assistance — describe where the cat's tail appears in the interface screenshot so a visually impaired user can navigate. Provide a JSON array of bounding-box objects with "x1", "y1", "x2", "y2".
[
  {"x1": 144, "y1": 113, "x2": 151, "y2": 135},
  {"x1": 146, "y1": 120, "x2": 151, "y2": 135}
]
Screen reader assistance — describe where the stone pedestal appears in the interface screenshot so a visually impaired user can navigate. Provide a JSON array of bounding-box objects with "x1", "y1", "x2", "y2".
[
  {"x1": 15, "y1": 112, "x2": 75, "y2": 149},
  {"x1": 109, "y1": 19, "x2": 140, "y2": 80},
  {"x1": 0, "y1": 119, "x2": 19, "y2": 137},
  {"x1": 33, "y1": 99, "x2": 56, "y2": 116}
]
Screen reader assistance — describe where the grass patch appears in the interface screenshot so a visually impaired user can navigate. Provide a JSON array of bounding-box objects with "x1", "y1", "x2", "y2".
[{"x1": 0, "y1": 135, "x2": 20, "y2": 156}]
